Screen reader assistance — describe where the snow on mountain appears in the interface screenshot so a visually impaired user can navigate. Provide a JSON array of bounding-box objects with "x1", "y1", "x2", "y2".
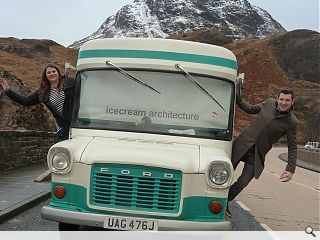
[{"x1": 69, "y1": 0, "x2": 286, "y2": 48}]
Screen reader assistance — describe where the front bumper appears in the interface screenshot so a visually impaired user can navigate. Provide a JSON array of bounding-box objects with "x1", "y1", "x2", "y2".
[{"x1": 41, "y1": 206, "x2": 232, "y2": 231}]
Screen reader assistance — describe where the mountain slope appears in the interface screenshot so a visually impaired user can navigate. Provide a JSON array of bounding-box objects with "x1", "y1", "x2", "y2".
[
  {"x1": 268, "y1": 30, "x2": 320, "y2": 83},
  {"x1": 70, "y1": 0, "x2": 286, "y2": 48},
  {"x1": 223, "y1": 30, "x2": 320, "y2": 139},
  {"x1": 1, "y1": 30, "x2": 319, "y2": 141}
]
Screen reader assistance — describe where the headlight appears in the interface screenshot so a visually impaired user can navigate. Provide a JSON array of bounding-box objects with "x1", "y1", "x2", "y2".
[
  {"x1": 48, "y1": 147, "x2": 72, "y2": 174},
  {"x1": 209, "y1": 165, "x2": 229, "y2": 185},
  {"x1": 52, "y1": 152, "x2": 70, "y2": 170}
]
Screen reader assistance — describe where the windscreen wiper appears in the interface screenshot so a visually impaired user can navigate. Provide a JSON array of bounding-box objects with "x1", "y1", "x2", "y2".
[
  {"x1": 175, "y1": 64, "x2": 226, "y2": 112},
  {"x1": 106, "y1": 60, "x2": 161, "y2": 94}
]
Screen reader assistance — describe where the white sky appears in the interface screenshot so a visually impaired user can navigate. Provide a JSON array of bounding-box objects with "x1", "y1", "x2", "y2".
[{"x1": 1, "y1": 0, "x2": 319, "y2": 47}]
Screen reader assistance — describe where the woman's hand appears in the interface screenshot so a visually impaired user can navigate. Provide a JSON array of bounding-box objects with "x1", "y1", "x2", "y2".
[{"x1": 0, "y1": 77, "x2": 10, "y2": 92}]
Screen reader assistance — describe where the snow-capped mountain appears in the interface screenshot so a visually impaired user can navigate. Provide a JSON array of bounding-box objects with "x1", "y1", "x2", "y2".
[{"x1": 69, "y1": 0, "x2": 286, "y2": 48}]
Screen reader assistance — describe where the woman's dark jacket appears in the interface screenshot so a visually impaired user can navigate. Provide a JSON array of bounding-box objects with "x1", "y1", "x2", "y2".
[{"x1": 5, "y1": 77, "x2": 75, "y2": 130}]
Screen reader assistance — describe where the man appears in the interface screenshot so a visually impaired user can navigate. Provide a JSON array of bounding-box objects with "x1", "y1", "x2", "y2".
[{"x1": 226, "y1": 87, "x2": 299, "y2": 217}]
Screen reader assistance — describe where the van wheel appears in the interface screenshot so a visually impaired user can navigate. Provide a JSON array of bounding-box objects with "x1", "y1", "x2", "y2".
[{"x1": 58, "y1": 222, "x2": 80, "y2": 231}]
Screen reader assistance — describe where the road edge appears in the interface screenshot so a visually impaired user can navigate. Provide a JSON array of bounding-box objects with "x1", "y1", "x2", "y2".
[
  {"x1": 236, "y1": 200, "x2": 273, "y2": 231},
  {"x1": 0, "y1": 191, "x2": 51, "y2": 224}
]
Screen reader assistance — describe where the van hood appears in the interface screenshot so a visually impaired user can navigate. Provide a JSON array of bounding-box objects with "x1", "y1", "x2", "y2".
[{"x1": 80, "y1": 137, "x2": 200, "y2": 173}]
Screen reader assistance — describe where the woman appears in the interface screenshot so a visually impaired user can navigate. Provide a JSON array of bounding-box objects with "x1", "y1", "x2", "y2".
[{"x1": 0, "y1": 63, "x2": 74, "y2": 140}]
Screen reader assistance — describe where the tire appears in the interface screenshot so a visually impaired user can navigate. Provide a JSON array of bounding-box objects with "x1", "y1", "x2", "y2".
[{"x1": 58, "y1": 222, "x2": 80, "y2": 231}]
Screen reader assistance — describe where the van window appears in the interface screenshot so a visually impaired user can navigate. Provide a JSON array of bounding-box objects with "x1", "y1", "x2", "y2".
[{"x1": 73, "y1": 69, "x2": 234, "y2": 140}]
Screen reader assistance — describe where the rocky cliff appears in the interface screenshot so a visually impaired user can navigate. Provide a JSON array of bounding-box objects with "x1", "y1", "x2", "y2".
[{"x1": 70, "y1": 0, "x2": 286, "y2": 48}]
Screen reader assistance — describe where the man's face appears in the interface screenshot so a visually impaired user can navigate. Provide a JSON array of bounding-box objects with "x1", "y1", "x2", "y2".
[{"x1": 277, "y1": 93, "x2": 294, "y2": 112}]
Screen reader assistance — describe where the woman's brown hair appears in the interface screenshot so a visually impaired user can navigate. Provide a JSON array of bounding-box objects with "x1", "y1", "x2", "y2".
[{"x1": 38, "y1": 64, "x2": 63, "y2": 100}]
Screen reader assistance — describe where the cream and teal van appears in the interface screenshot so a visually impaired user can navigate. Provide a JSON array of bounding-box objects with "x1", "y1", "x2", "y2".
[{"x1": 42, "y1": 38, "x2": 238, "y2": 231}]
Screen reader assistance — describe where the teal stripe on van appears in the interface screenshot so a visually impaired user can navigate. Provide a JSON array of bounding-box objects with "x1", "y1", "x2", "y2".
[{"x1": 78, "y1": 49, "x2": 237, "y2": 70}]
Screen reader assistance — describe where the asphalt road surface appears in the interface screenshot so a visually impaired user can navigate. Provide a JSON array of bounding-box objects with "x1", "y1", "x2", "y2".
[{"x1": 234, "y1": 147, "x2": 320, "y2": 231}]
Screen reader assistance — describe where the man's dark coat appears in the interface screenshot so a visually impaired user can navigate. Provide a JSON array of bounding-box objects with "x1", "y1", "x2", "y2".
[{"x1": 232, "y1": 98, "x2": 299, "y2": 179}]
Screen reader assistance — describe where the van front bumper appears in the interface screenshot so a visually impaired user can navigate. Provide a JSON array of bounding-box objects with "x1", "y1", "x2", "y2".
[{"x1": 42, "y1": 206, "x2": 231, "y2": 231}]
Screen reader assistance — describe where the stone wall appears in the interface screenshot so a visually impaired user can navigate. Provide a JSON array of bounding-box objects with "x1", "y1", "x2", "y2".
[
  {"x1": 278, "y1": 147, "x2": 320, "y2": 173},
  {"x1": 0, "y1": 130, "x2": 57, "y2": 172},
  {"x1": 296, "y1": 147, "x2": 320, "y2": 172}
]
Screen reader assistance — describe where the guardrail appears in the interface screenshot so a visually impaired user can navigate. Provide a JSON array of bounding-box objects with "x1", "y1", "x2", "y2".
[{"x1": 303, "y1": 147, "x2": 320, "y2": 152}]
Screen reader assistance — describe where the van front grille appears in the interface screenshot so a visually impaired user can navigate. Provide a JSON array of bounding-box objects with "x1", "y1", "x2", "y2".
[{"x1": 90, "y1": 164, "x2": 182, "y2": 214}]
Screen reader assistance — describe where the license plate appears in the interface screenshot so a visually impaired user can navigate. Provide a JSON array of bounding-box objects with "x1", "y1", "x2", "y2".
[{"x1": 103, "y1": 216, "x2": 158, "y2": 231}]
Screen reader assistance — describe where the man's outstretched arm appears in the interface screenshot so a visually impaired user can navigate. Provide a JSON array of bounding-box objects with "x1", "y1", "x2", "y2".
[{"x1": 280, "y1": 127, "x2": 298, "y2": 182}]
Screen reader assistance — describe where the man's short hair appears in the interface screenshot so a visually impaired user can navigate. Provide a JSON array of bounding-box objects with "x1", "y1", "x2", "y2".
[{"x1": 277, "y1": 87, "x2": 294, "y2": 99}]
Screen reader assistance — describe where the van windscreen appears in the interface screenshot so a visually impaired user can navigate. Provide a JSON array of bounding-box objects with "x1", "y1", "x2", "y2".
[{"x1": 74, "y1": 69, "x2": 234, "y2": 140}]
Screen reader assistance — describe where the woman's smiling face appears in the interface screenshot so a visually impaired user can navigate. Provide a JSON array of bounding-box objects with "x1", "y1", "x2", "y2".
[{"x1": 46, "y1": 67, "x2": 59, "y2": 84}]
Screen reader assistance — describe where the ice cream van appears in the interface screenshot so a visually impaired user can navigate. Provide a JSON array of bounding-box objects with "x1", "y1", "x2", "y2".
[{"x1": 42, "y1": 38, "x2": 238, "y2": 231}]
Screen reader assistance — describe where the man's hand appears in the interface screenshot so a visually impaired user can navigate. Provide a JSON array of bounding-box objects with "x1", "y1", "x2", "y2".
[
  {"x1": 280, "y1": 171, "x2": 293, "y2": 182},
  {"x1": 64, "y1": 63, "x2": 76, "y2": 76}
]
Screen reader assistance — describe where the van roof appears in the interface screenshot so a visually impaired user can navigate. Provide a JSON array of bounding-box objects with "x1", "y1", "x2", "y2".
[{"x1": 77, "y1": 38, "x2": 238, "y2": 81}]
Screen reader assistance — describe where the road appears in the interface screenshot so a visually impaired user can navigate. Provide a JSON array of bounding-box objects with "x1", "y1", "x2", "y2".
[
  {"x1": 0, "y1": 200, "x2": 264, "y2": 231},
  {"x1": 234, "y1": 147, "x2": 320, "y2": 231}
]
